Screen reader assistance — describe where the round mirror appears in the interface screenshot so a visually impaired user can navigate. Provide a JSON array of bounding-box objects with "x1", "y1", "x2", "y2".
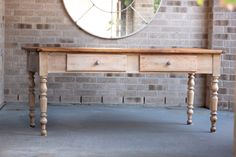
[{"x1": 63, "y1": 0, "x2": 161, "y2": 39}]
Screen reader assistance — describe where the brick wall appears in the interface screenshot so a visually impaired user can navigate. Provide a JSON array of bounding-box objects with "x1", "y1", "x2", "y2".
[
  {"x1": 207, "y1": 0, "x2": 236, "y2": 110},
  {"x1": 3, "y1": 0, "x2": 234, "y2": 109},
  {"x1": 0, "y1": 0, "x2": 4, "y2": 106}
]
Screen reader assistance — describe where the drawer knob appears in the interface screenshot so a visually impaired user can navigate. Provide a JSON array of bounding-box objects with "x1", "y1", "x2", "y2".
[
  {"x1": 166, "y1": 61, "x2": 171, "y2": 66},
  {"x1": 94, "y1": 60, "x2": 101, "y2": 65}
]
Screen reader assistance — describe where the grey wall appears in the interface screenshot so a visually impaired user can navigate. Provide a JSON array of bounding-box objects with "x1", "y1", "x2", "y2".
[
  {"x1": 0, "y1": 0, "x2": 4, "y2": 106},
  {"x1": 3, "y1": 0, "x2": 236, "y2": 110},
  {"x1": 208, "y1": 0, "x2": 236, "y2": 110}
]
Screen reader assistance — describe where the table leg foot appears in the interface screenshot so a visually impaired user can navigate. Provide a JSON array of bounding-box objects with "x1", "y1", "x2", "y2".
[
  {"x1": 40, "y1": 113, "x2": 47, "y2": 136},
  {"x1": 210, "y1": 112, "x2": 217, "y2": 132}
]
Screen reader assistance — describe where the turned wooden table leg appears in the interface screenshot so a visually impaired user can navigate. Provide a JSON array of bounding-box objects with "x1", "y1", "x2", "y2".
[
  {"x1": 40, "y1": 75, "x2": 48, "y2": 136},
  {"x1": 187, "y1": 73, "x2": 195, "y2": 125},
  {"x1": 210, "y1": 76, "x2": 219, "y2": 132},
  {"x1": 28, "y1": 71, "x2": 36, "y2": 127}
]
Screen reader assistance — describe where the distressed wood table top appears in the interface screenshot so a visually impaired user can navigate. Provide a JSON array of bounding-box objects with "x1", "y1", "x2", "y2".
[
  {"x1": 23, "y1": 46, "x2": 223, "y2": 136},
  {"x1": 22, "y1": 47, "x2": 222, "y2": 54}
]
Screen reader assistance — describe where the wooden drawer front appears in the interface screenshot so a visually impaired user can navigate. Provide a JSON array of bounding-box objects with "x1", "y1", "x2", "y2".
[
  {"x1": 67, "y1": 54, "x2": 127, "y2": 72},
  {"x1": 140, "y1": 55, "x2": 197, "y2": 72}
]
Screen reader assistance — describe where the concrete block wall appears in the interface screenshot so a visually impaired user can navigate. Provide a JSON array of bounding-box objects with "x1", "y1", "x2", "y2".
[
  {"x1": 3, "y1": 0, "x2": 234, "y2": 110},
  {"x1": 0, "y1": 0, "x2": 4, "y2": 106},
  {"x1": 208, "y1": 0, "x2": 236, "y2": 110}
]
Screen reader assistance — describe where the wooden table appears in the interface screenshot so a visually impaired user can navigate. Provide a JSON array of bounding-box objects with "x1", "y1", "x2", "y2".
[{"x1": 23, "y1": 47, "x2": 222, "y2": 136}]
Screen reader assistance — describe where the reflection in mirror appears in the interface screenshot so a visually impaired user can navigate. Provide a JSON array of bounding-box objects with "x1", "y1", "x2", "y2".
[
  {"x1": 63, "y1": 0, "x2": 161, "y2": 39},
  {"x1": 90, "y1": 0, "x2": 135, "y2": 12}
]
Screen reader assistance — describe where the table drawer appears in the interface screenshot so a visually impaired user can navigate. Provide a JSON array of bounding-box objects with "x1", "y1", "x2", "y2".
[
  {"x1": 140, "y1": 55, "x2": 197, "y2": 72},
  {"x1": 67, "y1": 54, "x2": 127, "y2": 72}
]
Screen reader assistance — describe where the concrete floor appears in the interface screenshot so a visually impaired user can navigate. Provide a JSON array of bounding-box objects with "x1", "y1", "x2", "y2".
[{"x1": 0, "y1": 103, "x2": 233, "y2": 157}]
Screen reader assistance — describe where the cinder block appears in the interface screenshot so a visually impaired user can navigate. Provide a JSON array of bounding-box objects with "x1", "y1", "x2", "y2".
[
  {"x1": 48, "y1": 83, "x2": 63, "y2": 89},
  {"x1": 61, "y1": 95, "x2": 81, "y2": 104},
  {"x1": 103, "y1": 96, "x2": 123, "y2": 104},
  {"x1": 53, "y1": 89, "x2": 73, "y2": 96},
  {"x1": 148, "y1": 85, "x2": 163, "y2": 90},
  {"x1": 120, "y1": 78, "x2": 138, "y2": 84},
  {"x1": 140, "y1": 78, "x2": 159, "y2": 84},
  {"x1": 76, "y1": 77, "x2": 96, "y2": 83},
  {"x1": 75, "y1": 90, "x2": 97, "y2": 96},
  {"x1": 47, "y1": 96, "x2": 60, "y2": 103},
  {"x1": 82, "y1": 84, "x2": 104, "y2": 90},
  {"x1": 82, "y1": 96, "x2": 101, "y2": 104},
  {"x1": 96, "y1": 77, "x2": 119, "y2": 83},
  {"x1": 55, "y1": 77, "x2": 75, "y2": 82},
  {"x1": 137, "y1": 90, "x2": 157, "y2": 97},
  {"x1": 166, "y1": 96, "x2": 186, "y2": 106},
  {"x1": 145, "y1": 97, "x2": 164, "y2": 105},
  {"x1": 116, "y1": 90, "x2": 137, "y2": 97},
  {"x1": 106, "y1": 73, "x2": 125, "y2": 77},
  {"x1": 126, "y1": 84, "x2": 147, "y2": 90},
  {"x1": 124, "y1": 97, "x2": 143, "y2": 104}
]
